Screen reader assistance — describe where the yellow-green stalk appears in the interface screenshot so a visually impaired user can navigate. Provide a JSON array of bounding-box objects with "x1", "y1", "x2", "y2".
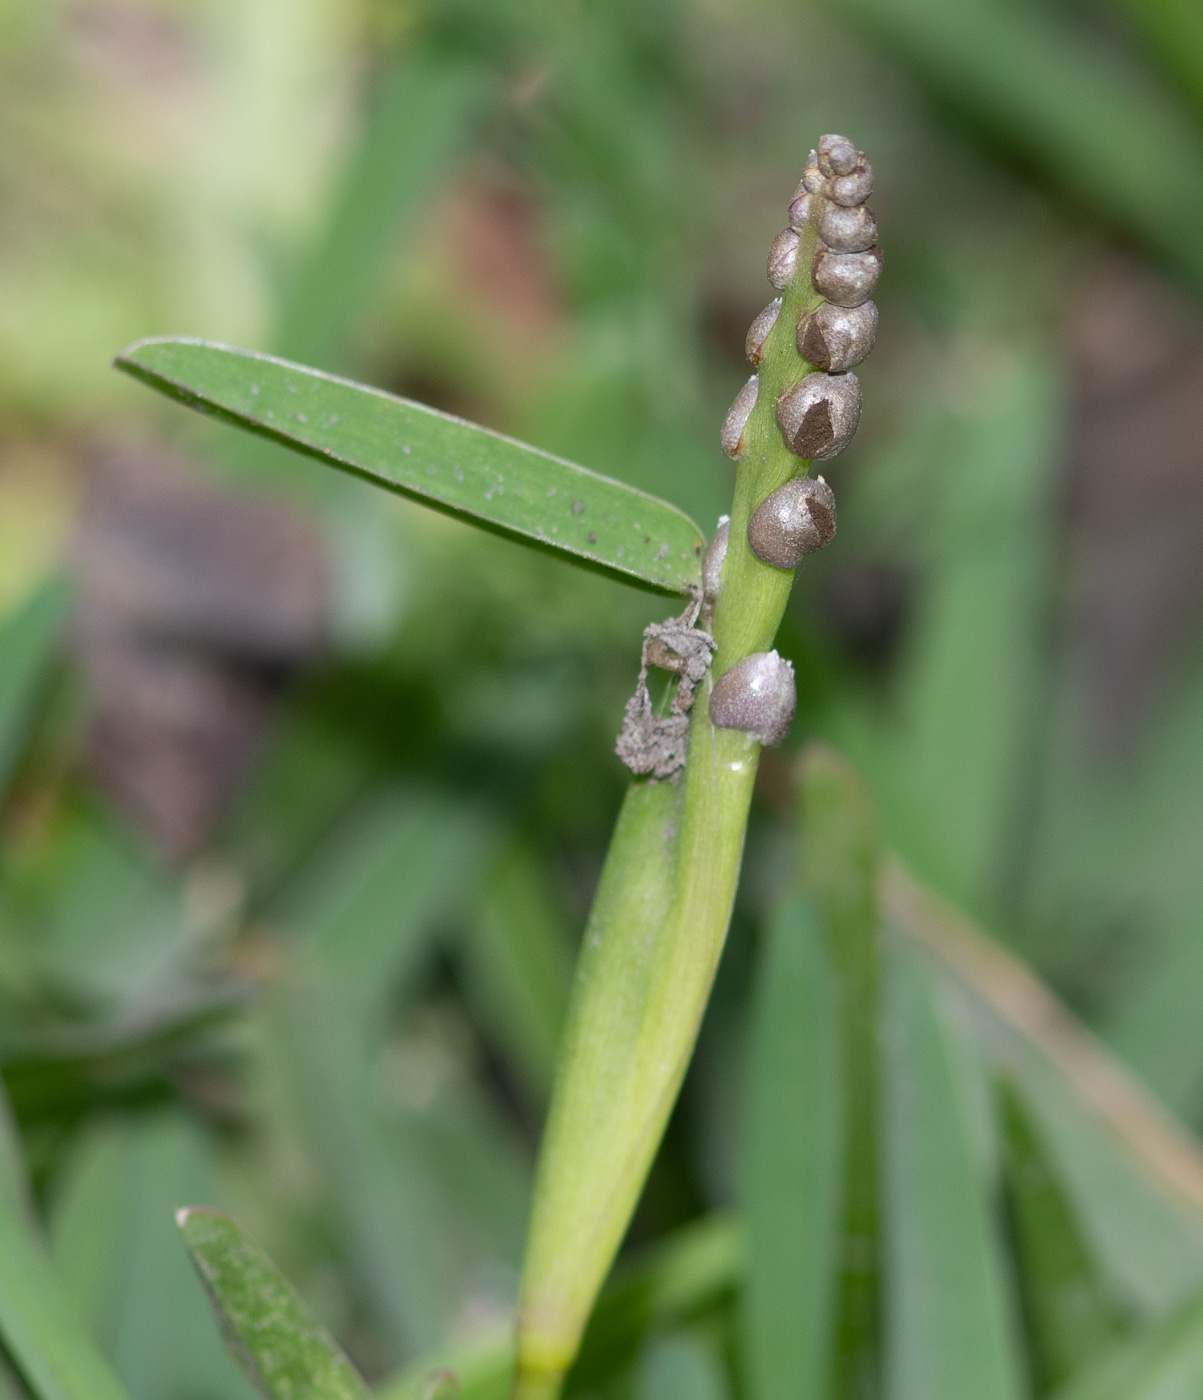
[{"x1": 512, "y1": 134, "x2": 880, "y2": 1400}]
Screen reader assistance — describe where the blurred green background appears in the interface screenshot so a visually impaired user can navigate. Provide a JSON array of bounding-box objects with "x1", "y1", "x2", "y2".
[{"x1": 3, "y1": 0, "x2": 1203, "y2": 1394}]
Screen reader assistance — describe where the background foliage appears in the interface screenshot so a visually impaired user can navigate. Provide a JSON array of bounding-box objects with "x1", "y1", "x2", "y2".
[{"x1": 4, "y1": 0, "x2": 1203, "y2": 1396}]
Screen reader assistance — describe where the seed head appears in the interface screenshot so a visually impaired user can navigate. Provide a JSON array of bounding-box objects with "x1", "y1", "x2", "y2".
[
  {"x1": 745, "y1": 299, "x2": 782, "y2": 367},
  {"x1": 702, "y1": 516, "x2": 730, "y2": 603},
  {"x1": 776, "y1": 371, "x2": 862, "y2": 460},
  {"x1": 817, "y1": 201, "x2": 877, "y2": 253},
  {"x1": 721, "y1": 374, "x2": 759, "y2": 459},
  {"x1": 709, "y1": 651, "x2": 796, "y2": 747},
  {"x1": 812, "y1": 245, "x2": 882, "y2": 307},
  {"x1": 818, "y1": 134, "x2": 859, "y2": 177},
  {"x1": 767, "y1": 228, "x2": 801, "y2": 290},
  {"x1": 797, "y1": 300, "x2": 878, "y2": 372},
  {"x1": 747, "y1": 475, "x2": 836, "y2": 569}
]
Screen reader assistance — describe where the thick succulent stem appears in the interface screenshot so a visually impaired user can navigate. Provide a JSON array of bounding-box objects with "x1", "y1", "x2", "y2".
[{"x1": 511, "y1": 136, "x2": 876, "y2": 1400}]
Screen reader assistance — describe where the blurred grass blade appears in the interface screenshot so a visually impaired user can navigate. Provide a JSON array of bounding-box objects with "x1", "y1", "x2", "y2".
[
  {"x1": 0, "y1": 1084, "x2": 129, "y2": 1400},
  {"x1": 634, "y1": 1334, "x2": 730, "y2": 1400},
  {"x1": 826, "y1": 0, "x2": 1203, "y2": 295},
  {"x1": 797, "y1": 746, "x2": 882, "y2": 1398},
  {"x1": 380, "y1": 1214, "x2": 742, "y2": 1400},
  {"x1": 885, "y1": 948, "x2": 1026, "y2": 1400},
  {"x1": 999, "y1": 1079, "x2": 1128, "y2": 1393},
  {"x1": 114, "y1": 338, "x2": 705, "y2": 596},
  {"x1": 178, "y1": 1207, "x2": 371, "y2": 1400},
  {"x1": 265, "y1": 792, "x2": 495, "y2": 1358},
  {"x1": 886, "y1": 862, "x2": 1203, "y2": 1317},
  {"x1": 274, "y1": 51, "x2": 490, "y2": 369},
  {"x1": 48, "y1": 1113, "x2": 256, "y2": 1400},
  {"x1": 0, "y1": 577, "x2": 71, "y2": 799},
  {"x1": 1054, "y1": 1288, "x2": 1203, "y2": 1400},
  {"x1": 741, "y1": 895, "x2": 842, "y2": 1400},
  {"x1": 460, "y1": 844, "x2": 575, "y2": 1104}
]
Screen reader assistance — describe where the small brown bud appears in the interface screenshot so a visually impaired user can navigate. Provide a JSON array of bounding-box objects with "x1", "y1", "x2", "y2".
[
  {"x1": 702, "y1": 516, "x2": 730, "y2": 602},
  {"x1": 721, "y1": 375, "x2": 758, "y2": 459},
  {"x1": 776, "y1": 371, "x2": 862, "y2": 460},
  {"x1": 788, "y1": 191, "x2": 813, "y2": 232},
  {"x1": 709, "y1": 650, "x2": 796, "y2": 747},
  {"x1": 812, "y1": 245, "x2": 882, "y2": 307},
  {"x1": 797, "y1": 300, "x2": 878, "y2": 372},
  {"x1": 801, "y1": 150, "x2": 824, "y2": 193},
  {"x1": 745, "y1": 298, "x2": 782, "y2": 366},
  {"x1": 747, "y1": 475, "x2": 836, "y2": 569},
  {"x1": 817, "y1": 201, "x2": 877, "y2": 253},
  {"x1": 767, "y1": 228, "x2": 800, "y2": 290},
  {"x1": 818, "y1": 134, "x2": 859, "y2": 177},
  {"x1": 830, "y1": 161, "x2": 873, "y2": 206}
]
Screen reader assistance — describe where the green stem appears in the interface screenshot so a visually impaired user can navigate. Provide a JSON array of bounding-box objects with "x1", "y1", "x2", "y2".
[{"x1": 512, "y1": 199, "x2": 824, "y2": 1400}]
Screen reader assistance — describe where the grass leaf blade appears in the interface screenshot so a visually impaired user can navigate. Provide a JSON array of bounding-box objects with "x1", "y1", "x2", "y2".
[
  {"x1": 114, "y1": 338, "x2": 704, "y2": 596},
  {"x1": 885, "y1": 948, "x2": 1027, "y2": 1400},
  {"x1": 741, "y1": 895, "x2": 842, "y2": 1400}
]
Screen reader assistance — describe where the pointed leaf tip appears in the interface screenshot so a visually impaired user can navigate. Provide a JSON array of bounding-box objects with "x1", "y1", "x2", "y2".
[
  {"x1": 177, "y1": 1206, "x2": 371, "y2": 1400},
  {"x1": 114, "y1": 336, "x2": 705, "y2": 596}
]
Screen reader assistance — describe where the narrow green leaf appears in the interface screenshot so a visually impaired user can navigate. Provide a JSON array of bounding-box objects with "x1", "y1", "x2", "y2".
[
  {"x1": 113, "y1": 338, "x2": 705, "y2": 597},
  {"x1": 0, "y1": 577, "x2": 71, "y2": 799},
  {"x1": 797, "y1": 746, "x2": 882, "y2": 1399},
  {"x1": 48, "y1": 1113, "x2": 255, "y2": 1400},
  {"x1": 888, "y1": 864, "x2": 1203, "y2": 1318},
  {"x1": 741, "y1": 896, "x2": 842, "y2": 1400},
  {"x1": 1054, "y1": 1288, "x2": 1203, "y2": 1400},
  {"x1": 885, "y1": 948, "x2": 1027, "y2": 1400},
  {"x1": 177, "y1": 1207, "x2": 371, "y2": 1400},
  {"x1": 0, "y1": 1084, "x2": 130, "y2": 1400},
  {"x1": 264, "y1": 791, "x2": 495, "y2": 1358},
  {"x1": 999, "y1": 1079, "x2": 1128, "y2": 1394}
]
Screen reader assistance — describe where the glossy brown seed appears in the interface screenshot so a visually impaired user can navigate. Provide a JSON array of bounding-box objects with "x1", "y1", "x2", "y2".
[
  {"x1": 812, "y1": 245, "x2": 882, "y2": 307},
  {"x1": 817, "y1": 134, "x2": 859, "y2": 177},
  {"x1": 830, "y1": 161, "x2": 873, "y2": 207},
  {"x1": 747, "y1": 475, "x2": 836, "y2": 569},
  {"x1": 797, "y1": 300, "x2": 878, "y2": 372},
  {"x1": 767, "y1": 228, "x2": 800, "y2": 290},
  {"x1": 702, "y1": 516, "x2": 730, "y2": 603},
  {"x1": 745, "y1": 298, "x2": 782, "y2": 366},
  {"x1": 817, "y1": 201, "x2": 877, "y2": 253},
  {"x1": 709, "y1": 650, "x2": 796, "y2": 747},
  {"x1": 776, "y1": 371, "x2": 861, "y2": 460},
  {"x1": 721, "y1": 375, "x2": 759, "y2": 459}
]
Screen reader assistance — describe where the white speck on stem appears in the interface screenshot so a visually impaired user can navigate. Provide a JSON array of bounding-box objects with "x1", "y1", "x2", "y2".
[
  {"x1": 250, "y1": 384, "x2": 259, "y2": 395},
  {"x1": 296, "y1": 412, "x2": 307, "y2": 423},
  {"x1": 402, "y1": 445, "x2": 411, "y2": 455}
]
